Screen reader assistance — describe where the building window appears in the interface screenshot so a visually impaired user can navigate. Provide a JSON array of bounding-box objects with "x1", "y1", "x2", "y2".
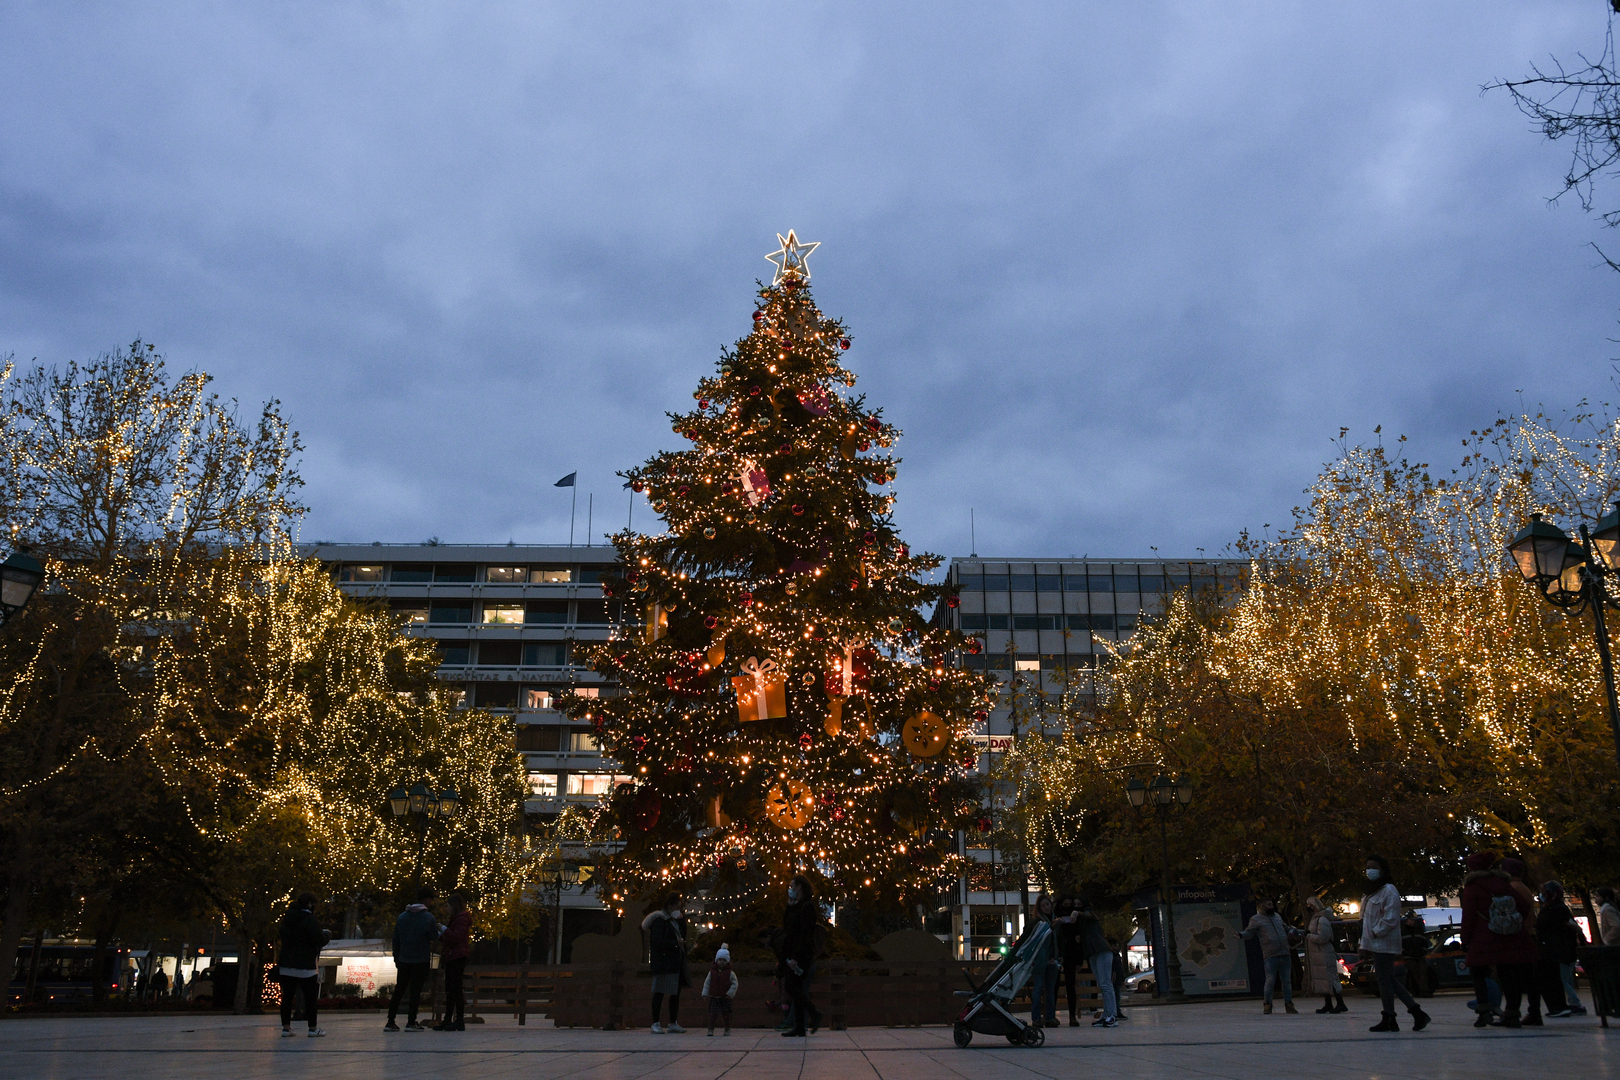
[
  {"x1": 568, "y1": 732, "x2": 600, "y2": 753},
  {"x1": 433, "y1": 563, "x2": 475, "y2": 582},
  {"x1": 1009, "y1": 574, "x2": 1037, "y2": 592},
  {"x1": 526, "y1": 601, "x2": 569, "y2": 624},
  {"x1": 522, "y1": 687, "x2": 556, "y2": 710},
  {"x1": 1137, "y1": 572, "x2": 1166, "y2": 592},
  {"x1": 1015, "y1": 658, "x2": 1040, "y2": 671},
  {"x1": 391, "y1": 564, "x2": 433, "y2": 583},
  {"x1": 390, "y1": 601, "x2": 428, "y2": 624},
  {"x1": 523, "y1": 643, "x2": 569, "y2": 667},
  {"x1": 516, "y1": 727, "x2": 561, "y2": 751},
  {"x1": 571, "y1": 686, "x2": 600, "y2": 698},
  {"x1": 477, "y1": 681, "x2": 519, "y2": 707},
  {"x1": 445, "y1": 686, "x2": 468, "y2": 708},
  {"x1": 962, "y1": 655, "x2": 989, "y2": 669},
  {"x1": 528, "y1": 772, "x2": 559, "y2": 798},
  {"x1": 983, "y1": 573, "x2": 1009, "y2": 592},
  {"x1": 1116, "y1": 614, "x2": 1138, "y2": 633},
  {"x1": 340, "y1": 565, "x2": 383, "y2": 582},
  {"x1": 575, "y1": 600, "x2": 610, "y2": 624},
  {"x1": 961, "y1": 614, "x2": 987, "y2": 631},
  {"x1": 482, "y1": 604, "x2": 525, "y2": 624},
  {"x1": 485, "y1": 566, "x2": 526, "y2": 583},
  {"x1": 430, "y1": 603, "x2": 474, "y2": 624},
  {"x1": 1012, "y1": 615, "x2": 1057, "y2": 630},
  {"x1": 530, "y1": 566, "x2": 572, "y2": 583},
  {"x1": 1088, "y1": 574, "x2": 1114, "y2": 592},
  {"x1": 436, "y1": 643, "x2": 470, "y2": 666},
  {"x1": 478, "y1": 641, "x2": 522, "y2": 667},
  {"x1": 566, "y1": 773, "x2": 623, "y2": 797},
  {"x1": 578, "y1": 567, "x2": 613, "y2": 584}
]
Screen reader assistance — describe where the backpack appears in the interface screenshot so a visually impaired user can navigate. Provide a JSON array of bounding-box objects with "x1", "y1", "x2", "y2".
[{"x1": 1486, "y1": 894, "x2": 1522, "y2": 936}]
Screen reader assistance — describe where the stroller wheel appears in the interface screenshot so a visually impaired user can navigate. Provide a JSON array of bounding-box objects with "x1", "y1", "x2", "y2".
[
  {"x1": 953, "y1": 1024, "x2": 972, "y2": 1048},
  {"x1": 1023, "y1": 1026, "x2": 1046, "y2": 1047}
]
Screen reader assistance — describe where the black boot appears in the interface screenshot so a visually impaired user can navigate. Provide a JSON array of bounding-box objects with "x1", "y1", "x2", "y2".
[
  {"x1": 1369, "y1": 1013, "x2": 1399, "y2": 1032},
  {"x1": 1474, "y1": 1010, "x2": 1491, "y2": 1028},
  {"x1": 1332, "y1": 994, "x2": 1348, "y2": 1013},
  {"x1": 1411, "y1": 1009, "x2": 1430, "y2": 1031},
  {"x1": 1315, "y1": 996, "x2": 1334, "y2": 1014}
]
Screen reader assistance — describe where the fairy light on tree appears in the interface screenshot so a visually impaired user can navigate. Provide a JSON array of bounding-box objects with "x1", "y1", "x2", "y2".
[{"x1": 561, "y1": 234, "x2": 993, "y2": 925}]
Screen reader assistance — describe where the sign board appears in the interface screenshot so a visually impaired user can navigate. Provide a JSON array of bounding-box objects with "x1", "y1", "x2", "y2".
[
  {"x1": 1135, "y1": 884, "x2": 1259, "y2": 997},
  {"x1": 968, "y1": 734, "x2": 1014, "y2": 753}
]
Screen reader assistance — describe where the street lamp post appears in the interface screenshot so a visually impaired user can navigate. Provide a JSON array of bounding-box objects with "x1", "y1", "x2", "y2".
[
  {"x1": 0, "y1": 548, "x2": 44, "y2": 627},
  {"x1": 537, "y1": 863, "x2": 580, "y2": 964},
  {"x1": 387, "y1": 783, "x2": 459, "y2": 891},
  {"x1": 1507, "y1": 506, "x2": 1620, "y2": 771},
  {"x1": 1126, "y1": 771, "x2": 1194, "y2": 1001}
]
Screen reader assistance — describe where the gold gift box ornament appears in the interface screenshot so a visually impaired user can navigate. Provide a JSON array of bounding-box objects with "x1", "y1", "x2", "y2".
[{"x1": 732, "y1": 656, "x2": 786, "y2": 722}]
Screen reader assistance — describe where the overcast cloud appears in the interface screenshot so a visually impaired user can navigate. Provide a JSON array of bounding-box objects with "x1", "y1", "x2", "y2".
[{"x1": 2, "y1": 2, "x2": 1617, "y2": 563}]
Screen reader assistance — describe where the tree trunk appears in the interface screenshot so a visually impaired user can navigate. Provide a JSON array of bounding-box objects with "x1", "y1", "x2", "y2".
[
  {"x1": 23, "y1": 926, "x2": 45, "y2": 1003},
  {"x1": 0, "y1": 840, "x2": 34, "y2": 1001}
]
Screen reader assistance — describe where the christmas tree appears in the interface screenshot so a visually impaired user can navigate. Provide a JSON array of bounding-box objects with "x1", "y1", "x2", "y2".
[{"x1": 564, "y1": 233, "x2": 992, "y2": 926}]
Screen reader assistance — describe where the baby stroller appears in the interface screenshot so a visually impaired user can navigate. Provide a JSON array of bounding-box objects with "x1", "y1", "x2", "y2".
[{"x1": 953, "y1": 920, "x2": 1051, "y2": 1047}]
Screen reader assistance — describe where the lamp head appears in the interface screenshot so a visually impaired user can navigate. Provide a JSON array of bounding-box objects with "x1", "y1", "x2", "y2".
[
  {"x1": 1126, "y1": 776, "x2": 1146, "y2": 808},
  {"x1": 1592, "y1": 501, "x2": 1620, "y2": 567},
  {"x1": 437, "y1": 788, "x2": 459, "y2": 818},
  {"x1": 408, "y1": 782, "x2": 431, "y2": 815},
  {"x1": 1150, "y1": 773, "x2": 1173, "y2": 806},
  {"x1": 1542, "y1": 542, "x2": 1589, "y2": 608},
  {"x1": 1507, "y1": 514, "x2": 1572, "y2": 586},
  {"x1": 0, "y1": 548, "x2": 44, "y2": 624},
  {"x1": 388, "y1": 788, "x2": 409, "y2": 818}
]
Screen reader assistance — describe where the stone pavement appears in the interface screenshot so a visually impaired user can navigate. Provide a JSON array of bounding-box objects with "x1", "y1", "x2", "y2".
[{"x1": 0, "y1": 994, "x2": 1613, "y2": 1080}]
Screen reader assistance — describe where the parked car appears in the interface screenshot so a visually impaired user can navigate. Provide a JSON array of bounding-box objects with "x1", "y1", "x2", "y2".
[{"x1": 1124, "y1": 970, "x2": 1156, "y2": 995}]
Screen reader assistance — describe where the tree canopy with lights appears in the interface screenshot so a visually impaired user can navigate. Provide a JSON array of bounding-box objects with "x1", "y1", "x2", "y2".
[{"x1": 564, "y1": 234, "x2": 992, "y2": 922}]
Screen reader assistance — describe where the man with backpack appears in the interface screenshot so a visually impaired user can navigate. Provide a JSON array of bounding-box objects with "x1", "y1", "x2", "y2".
[{"x1": 1460, "y1": 852, "x2": 1539, "y2": 1029}]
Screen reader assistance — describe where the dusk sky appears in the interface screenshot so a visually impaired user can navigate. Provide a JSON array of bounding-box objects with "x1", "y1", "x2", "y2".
[{"x1": 3, "y1": 3, "x2": 1619, "y2": 564}]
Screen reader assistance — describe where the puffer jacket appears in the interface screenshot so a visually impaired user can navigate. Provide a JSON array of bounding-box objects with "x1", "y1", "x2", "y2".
[
  {"x1": 1460, "y1": 870, "x2": 1538, "y2": 966},
  {"x1": 392, "y1": 904, "x2": 441, "y2": 964},
  {"x1": 278, "y1": 906, "x2": 330, "y2": 971}
]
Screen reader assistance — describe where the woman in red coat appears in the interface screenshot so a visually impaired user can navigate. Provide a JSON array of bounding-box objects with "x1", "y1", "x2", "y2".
[
  {"x1": 434, "y1": 893, "x2": 474, "y2": 1032},
  {"x1": 1460, "y1": 854, "x2": 1539, "y2": 1028}
]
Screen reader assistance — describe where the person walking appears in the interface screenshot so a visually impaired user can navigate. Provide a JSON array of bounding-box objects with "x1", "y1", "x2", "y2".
[
  {"x1": 1027, "y1": 893, "x2": 1061, "y2": 1027},
  {"x1": 702, "y1": 944, "x2": 737, "y2": 1036},
  {"x1": 385, "y1": 887, "x2": 442, "y2": 1032},
  {"x1": 1302, "y1": 896, "x2": 1347, "y2": 1014},
  {"x1": 642, "y1": 893, "x2": 688, "y2": 1033},
  {"x1": 1597, "y1": 887, "x2": 1620, "y2": 946},
  {"x1": 1536, "y1": 881, "x2": 1587, "y2": 1017},
  {"x1": 278, "y1": 893, "x2": 331, "y2": 1038},
  {"x1": 779, "y1": 875, "x2": 823, "y2": 1037},
  {"x1": 434, "y1": 892, "x2": 473, "y2": 1032},
  {"x1": 1361, "y1": 856, "x2": 1431, "y2": 1032},
  {"x1": 1240, "y1": 897, "x2": 1299, "y2": 1015},
  {"x1": 1071, "y1": 894, "x2": 1119, "y2": 1028},
  {"x1": 1460, "y1": 854, "x2": 1537, "y2": 1028}
]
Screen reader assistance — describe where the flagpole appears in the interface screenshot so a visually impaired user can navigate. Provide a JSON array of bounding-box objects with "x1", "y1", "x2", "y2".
[
  {"x1": 586, "y1": 494, "x2": 593, "y2": 547},
  {"x1": 628, "y1": 490, "x2": 634, "y2": 531},
  {"x1": 570, "y1": 486, "x2": 577, "y2": 548}
]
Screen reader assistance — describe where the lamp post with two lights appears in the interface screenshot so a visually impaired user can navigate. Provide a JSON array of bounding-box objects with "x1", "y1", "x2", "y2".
[
  {"x1": 387, "y1": 782, "x2": 459, "y2": 892},
  {"x1": 1125, "y1": 771, "x2": 1194, "y2": 1001}
]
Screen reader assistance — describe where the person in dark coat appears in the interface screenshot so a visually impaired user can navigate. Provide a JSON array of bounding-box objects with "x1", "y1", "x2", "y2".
[
  {"x1": 779, "y1": 875, "x2": 823, "y2": 1037},
  {"x1": 1460, "y1": 855, "x2": 1538, "y2": 1028},
  {"x1": 278, "y1": 893, "x2": 331, "y2": 1037},
  {"x1": 386, "y1": 887, "x2": 442, "y2": 1032},
  {"x1": 1536, "y1": 881, "x2": 1587, "y2": 1018},
  {"x1": 641, "y1": 893, "x2": 688, "y2": 1033},
  {"x1": 434, "y1": 892, "x2": 474, "y2": 1031},
  {"x1": 1055, "y1": 897, "x2": 1083, "y2": 1026}
]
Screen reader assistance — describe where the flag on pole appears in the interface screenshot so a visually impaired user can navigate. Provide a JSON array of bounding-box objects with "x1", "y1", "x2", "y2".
[{"x1": 555, "y1": 472, "x2": 577, "y2": 487}]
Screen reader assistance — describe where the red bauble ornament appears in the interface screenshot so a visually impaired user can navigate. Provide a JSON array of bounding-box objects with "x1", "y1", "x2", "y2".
[
  {"x1": 792, "y1": 504, "x2": 805, "y2": 516},
  {"x1": 899, "y1": 544, "x2": 909, "y2": 558},
  {"x1": 698, "y1": 398, "x2": 709, "y2": 409},
  {"x1": 704, "y1": 615, "x2": 719, "y2": 629},
  {"x1": 779, "y1": 442, "x2": 793, "y2": 454},
  {"x1": 601, "y1": 586, "x2": 614, "y2": 598},
  {"x1": 753, "y1": 310, "x2": 765, "y2": 322},
  {"x1": 976, "y1": 815, "x2": 992, "y2": 833},
  {"x1": 631, "y1": 480, "x2": 644, "y2": 492},
  {"x1": 946, "y1": 595, "x2": 959, "y2": 608},
  {"x1": 866, "y1": 417, "x2": 880, "y2": 431},
  {"x1": 720, "y1": 480, "x2": 735, "y2": 494},
  {"x1": 839, "y1": 338, "x2": 851, "y2": 350},
  {"x1": 630, "y1": 736, "x2": 647, "y2": 752},
  {"x1": 634, "y1": 788, "x2": 662, "y2": 832},
  {"x1": 863, "y1": 531, "x2": 877, "y2": 544},
  {"x1": 749, "y1": 386, "x2": 761, "y2": 396},
  {"x1": 678, "y1": 485, "x2": 690, "y2": 497},
  {"x1": 798, "y1": 733, "x2": 813, "y2": 750},
  {"x1": 967, "y1": 639, "x2": 983, "y2": 655},
  {"x1": 973, "y1": 710, "x2": 989, "y2": 723},
  {"x1": 739, "y1": 591, "x2": 754, "y2": 607},
  {"x1": 961, "y1": 754, "x2": 977, "y2": 770},
  {"x1": 859, "y1": 440, "x2": 871, "y2": 452},
  {"x1": 832, "y1": 807, "x2": 846, "y2": 822},
  {"x1": 929, "y1": 681, "x2": 940, "y2": 691}
]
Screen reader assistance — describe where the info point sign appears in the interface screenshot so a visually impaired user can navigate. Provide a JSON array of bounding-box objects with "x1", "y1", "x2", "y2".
[{"x1": 1134, "y1": 884, "x2": 1262, "y2": 997}]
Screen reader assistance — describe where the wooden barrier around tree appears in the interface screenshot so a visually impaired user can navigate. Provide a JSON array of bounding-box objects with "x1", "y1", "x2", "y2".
[{"x1": 433, "y1": 960, "x2": 1104, "y2": 1029}]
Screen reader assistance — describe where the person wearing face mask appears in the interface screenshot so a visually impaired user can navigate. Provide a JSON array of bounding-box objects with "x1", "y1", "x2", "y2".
[
  {"x1": 1240, "y1": 897, "x2": 1299, "y2": 1014},
  {"x1": 779, "y1": 876, "x2": 824, "y2": 1037},
  {"x1": 1360, "y1": 855, "x2": 1431, "y2": 1033},
  {"x1": 642, "y1": 893, "x2": 689, "y2": 1033}
]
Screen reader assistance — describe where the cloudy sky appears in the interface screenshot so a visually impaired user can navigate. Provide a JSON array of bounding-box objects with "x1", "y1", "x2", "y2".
[{"x1": 2, "y1": 3, "x2": 1617, "y2": 562}]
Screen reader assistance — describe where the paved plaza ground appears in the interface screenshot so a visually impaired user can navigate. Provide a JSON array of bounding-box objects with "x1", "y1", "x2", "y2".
[{"x1": 0, "y1": 994, "x2": 1613, "y2": 1080}]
